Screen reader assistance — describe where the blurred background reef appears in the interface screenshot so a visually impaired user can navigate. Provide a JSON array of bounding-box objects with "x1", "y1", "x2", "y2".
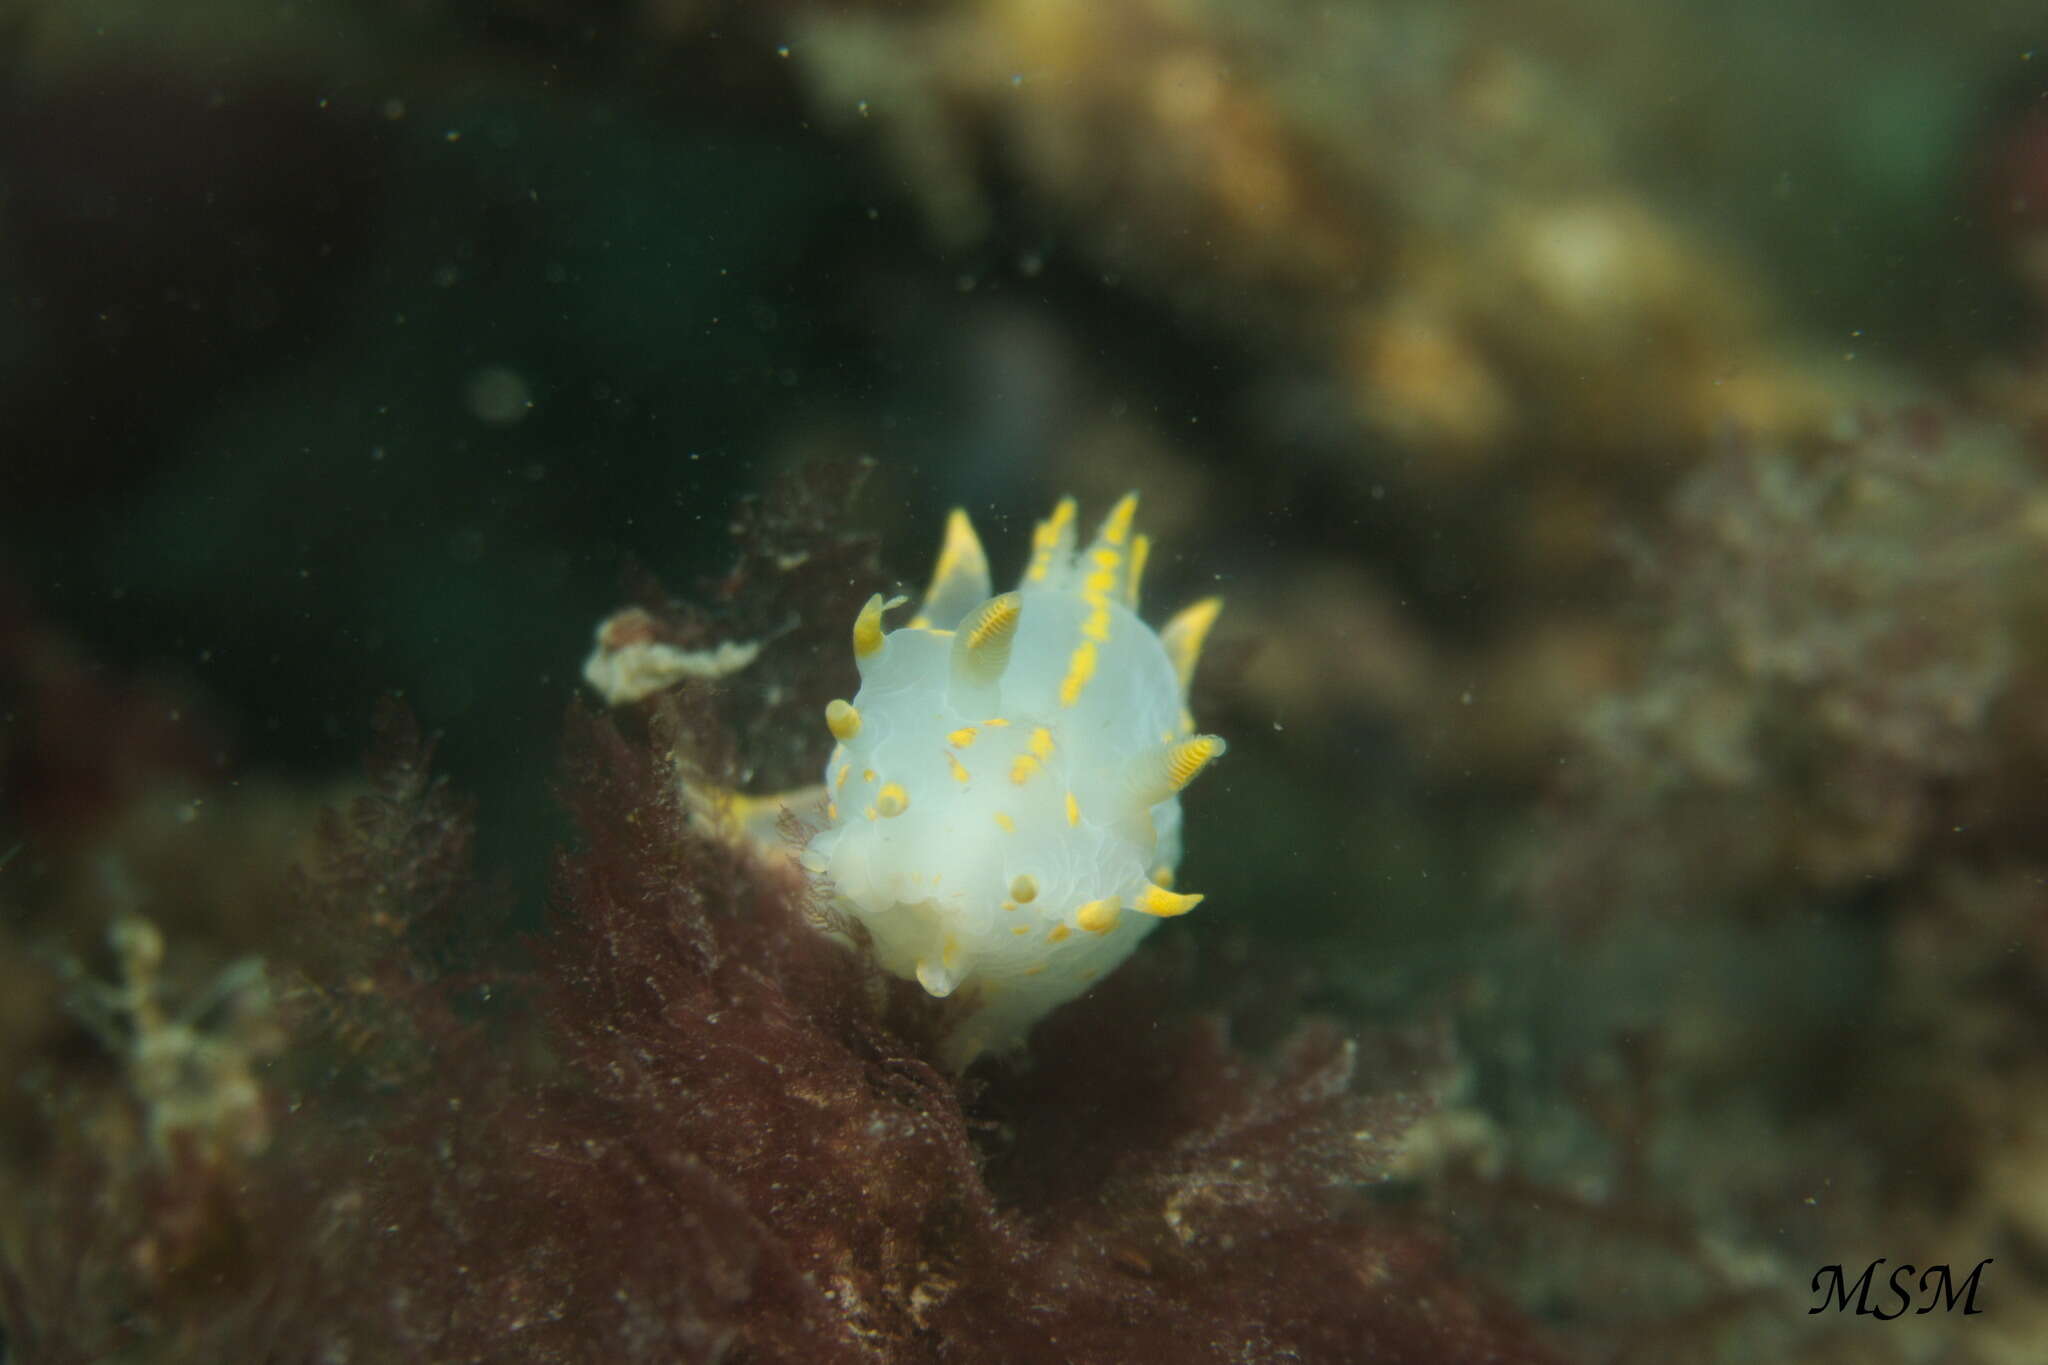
[{"x1": 3, "y1": 0, "x2": 2048, "y2": 1360}]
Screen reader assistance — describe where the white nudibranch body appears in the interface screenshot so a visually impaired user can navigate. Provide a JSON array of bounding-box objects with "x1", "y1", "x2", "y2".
[{"x1": 802, "y1": 494, "x2": 1226, "y2": 1061}]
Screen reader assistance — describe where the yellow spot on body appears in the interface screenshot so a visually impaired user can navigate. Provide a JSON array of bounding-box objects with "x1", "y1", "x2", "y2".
[
  {"x1": 1011, "y1": 753, "x2": 1041, "y2": 785},
  {"x1": 1127, "y1": 534, "x2": 1151, "y2": 606},
  {"x1": 1136, "y1": 884, "x2": 1204, "y2": 917},
  {"x1": 1083, "y1": 568, "x2": 1117, "y2": 598},
  {"x1": 948, "y1": 726, "x2": 979, "y2": 748},
  {"x1": 942, "y1": 936, "x2": 960, "y2": 968},
  {"x1": 1001, "y1": 900, "x2": 1016, "y2": 911},
  {"x1": 1076, "y1": 898, "x2": 1121, "y2": 934},
  {"x1": 1083, "y1": 605, "x2": 1111, "y2": 642},
  {"x1": 946, "y1": 752, "x2": 971, "y2": 784},
  {"x1": 825, "y1": 698, "x2": 861, "y2": 741},
  {"x1": 1059, "y1": 640, "x2": 1098, "y2": 707},
  {"x1": 1047, "y1": 924, "x2": 1071, "y2": 944},
  {"x1": 1025, "y1": 964, "x2": 1046, "y2": 975},
  {"x1": 983, "y1": 717, "x2": 1011, "y2": 727},
  {"x1": 1152, "y1": 865, "x2": 1175, "y2": 888},
  {"x1": 994, "y1": 811, "x2": 1016, "y2": 833},
  {"x1": 1029, "y1": 727, "x2": 1056, "y2": 760},
  {"x1": 826, "y1": 801, "x2": 838, "y2": 822},
  {"x1": 1013, "y1": 925, "x2": 1031, "y2": 936},
  {"x1": 863, "y1": 769, "x2": 876, "y2": 783},
  {"x1": 1091, "y1": 547, "x2": 1121, "y2": 569},
  {"x1": 1010, "y1": 873, "x2": 1038, "y2": 903},
  {"x1": 1065, "y1": 792, "x2": 1080, "y2": 827},
  {"x1": 875, "y1": 783, "x2": 909, "y2": 818},
  {"x1": 835, "y1": 764, "x2": 850, "y2": 790}
]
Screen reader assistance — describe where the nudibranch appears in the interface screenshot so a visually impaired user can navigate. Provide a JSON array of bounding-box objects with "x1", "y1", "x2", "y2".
[{"x1": 801, "y1": 493, "x2": 1226, "y2": 1062}]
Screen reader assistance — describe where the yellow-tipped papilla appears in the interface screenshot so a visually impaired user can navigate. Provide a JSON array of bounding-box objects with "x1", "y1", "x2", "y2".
[
  {"x1": 1126, "y1": 533, "x2": 1151, "y2": 608},
  {"x1": 1072, "y1": 491, "x2": 1141, "y2": 613},
  {"x1": 1135, "y1": 883, "x2": 1204, "y2": 918},
  {"x1": 825, "y1": 698, "x2": 861, "y2": 741},
  {"x1": 1097, "y1": 491, "x2": 1138, "y2": 547},
  {"x1": 853, "y1": 592, "x2": 889, "y2": 661},
  {"x1": 1160, "y1": 597, "x2": 1223, "y2": 693},
  {"x1": 1025, "y1": 496, "x2": 1078, "y2": 583},
  {"x1": 913, "y1": 508, "x2": 992, "y2": 629}
]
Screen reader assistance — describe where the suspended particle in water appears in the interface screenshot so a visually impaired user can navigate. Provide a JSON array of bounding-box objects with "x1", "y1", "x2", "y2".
[{"x1": 465, "y1": 366, "x2": 534, "y2": 426}]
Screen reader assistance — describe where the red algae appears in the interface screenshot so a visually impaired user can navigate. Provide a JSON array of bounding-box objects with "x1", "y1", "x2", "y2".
[{"x1": 0, "y1": 483, "x2": 1562, "y2": 1364}]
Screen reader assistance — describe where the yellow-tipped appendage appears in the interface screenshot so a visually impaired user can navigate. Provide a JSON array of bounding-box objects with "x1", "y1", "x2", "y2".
[
  {"x1": 1025, "y1": 496, "x2": 1077, "y2": 583},
  {"x1": 1165, "y1": 734, "x2": 1225, "y2": 789},
  {"x1": 853, "y1": 592, "x2": 892, "y2": 662},
  {"x1": 1135, "y1": 883, "x2": 1204, "y2": 918},
  {"x1": 1160, "y1": 596, "x2": 1223, "y2": 695},
  {"x1": 912, "y1": 508, "x2": 993, "y2": 629},
  {"x1": 1130, "y1": 733, "x2": 1228, "y2": 809},
  {"x1": 1098, "y1": 491, "x2": 1138, "y2": 546},
  {"x1": 949, "y1": 591, "x2": 1021, "y2": 694},
  {"x1": 1071, "y1": 493, "x2": 1141, "y2": 652},
  {"x1": 963, "y1": 593, "x2": 1020, "y2": 652},
  {"x1": 825, "y1": 698, "x2": 861, "y2": 741}
]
